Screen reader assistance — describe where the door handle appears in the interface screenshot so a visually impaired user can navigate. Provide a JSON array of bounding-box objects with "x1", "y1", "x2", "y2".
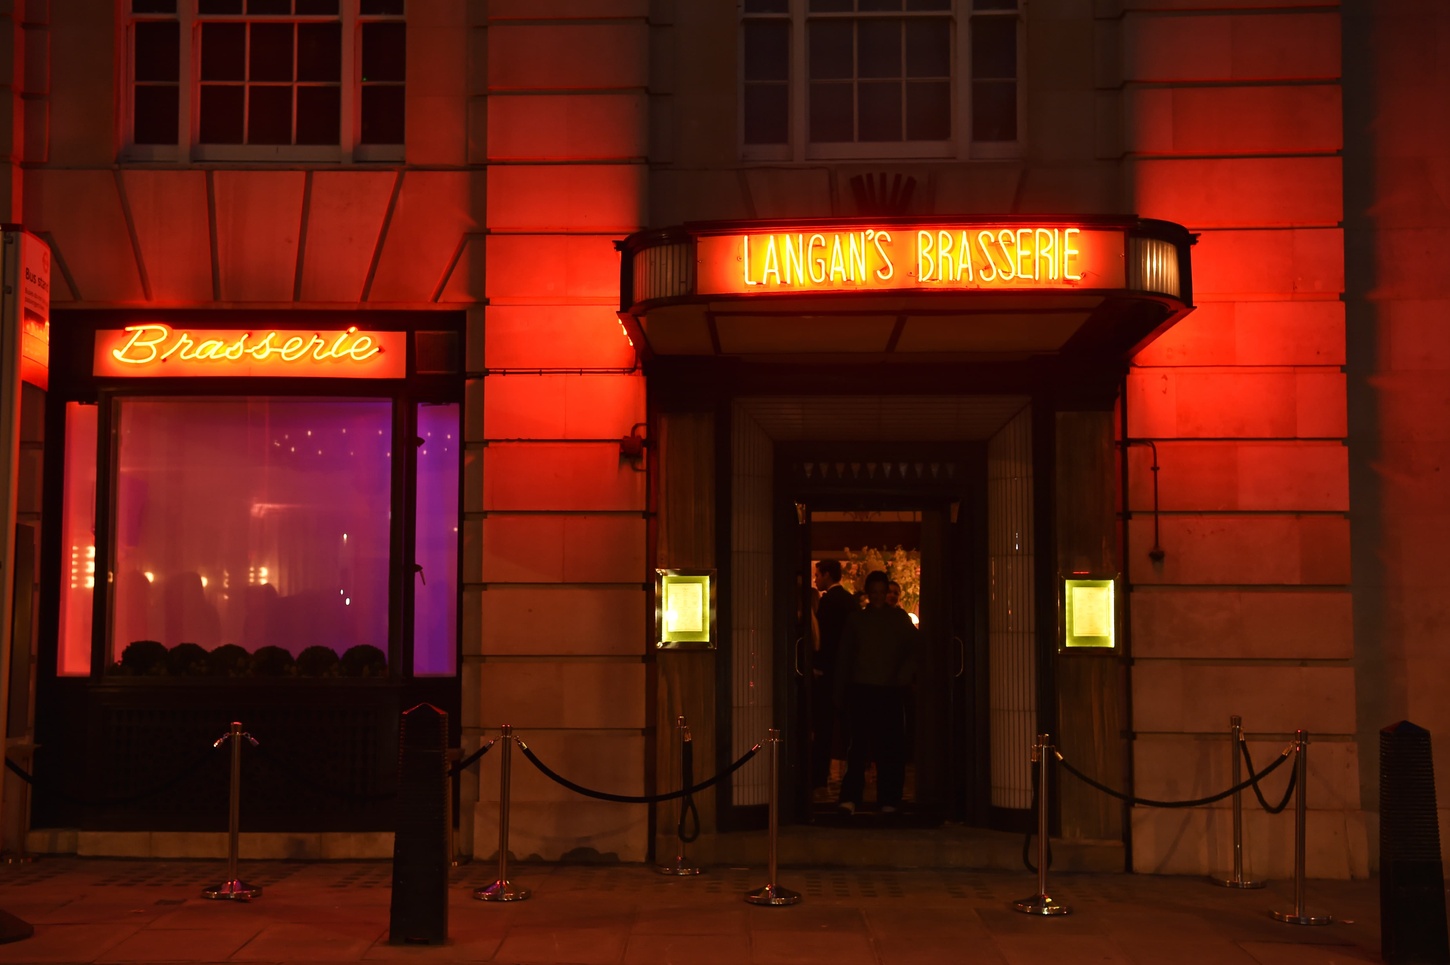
[
  {"x1": 794, "y1": 637, "x2": 806, "y2": 678},
  {"x1": 953, "y1": 636, "x2": 965, "y2": 678}
]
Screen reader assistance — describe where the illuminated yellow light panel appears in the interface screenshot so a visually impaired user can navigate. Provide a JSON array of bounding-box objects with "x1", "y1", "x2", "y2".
[
  {"x1": 657, "y1": 571, "x2": 714, "y2": 649},
  {"x1": 1064, "y1": 578, "x2": 1115, "y2": 650}
]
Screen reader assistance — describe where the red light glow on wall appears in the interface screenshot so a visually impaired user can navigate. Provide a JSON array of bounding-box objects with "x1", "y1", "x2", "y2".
[
  {"x1": 695, "y1": 225, "x2": 1127, "y2": 296},
  {"x1": 93, "y1": 324, "x2": 406, "y2": 379}
]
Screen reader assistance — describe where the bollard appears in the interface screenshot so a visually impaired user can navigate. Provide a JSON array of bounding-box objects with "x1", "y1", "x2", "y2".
[
  {"x1": 1013, "y1": 733, "x2": 1070, "y2": 916},
  {"x1": 475, "y1": 725, "x2": 529, "y2": 902},
  {"x1": 203, "y1": 721, "x2": 261, "y2": 900},
  {"x1": 1270, "y1": 730, "x2": 1332, "y2": 925},
  {"x1": 389, "y1": 704, "x2": 450, "y2": 945},
  {"x1": 1210, "y1": 715, "x2": 1266, "y2": 889},
  {"x1": 656, "y1": 716, "x2": 701, "y2": 876},
  {"x1": 745, "y1": 729, "x2": 801, "y2": 906},
  {"x1": 1380, "y1": 721, "x2": 1450, "y2": 963}
]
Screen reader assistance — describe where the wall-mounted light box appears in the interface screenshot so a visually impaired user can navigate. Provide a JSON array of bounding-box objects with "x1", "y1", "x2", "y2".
[
  {"x1": 1062, "y1": 577, "x2": 1115, "y2": 650},
  {"x1": 656, "y1": 569, "x2": 716, "y2": 650}
]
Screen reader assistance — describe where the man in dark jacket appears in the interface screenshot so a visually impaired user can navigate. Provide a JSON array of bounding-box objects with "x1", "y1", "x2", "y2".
[
  {"x1": 834, "y1": 569, "x2": 916, "y2": 815},
  {"x1": 812, "y1": 559, "x2": 856, "y2": 789}
]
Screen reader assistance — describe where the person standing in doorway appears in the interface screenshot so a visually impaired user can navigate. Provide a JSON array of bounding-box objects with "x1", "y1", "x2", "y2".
[
  {"x1": 835, "y1": 570, "x2": 917, "y2": 815},
  {"x1": 812, "y1": 558, "x2": 855, "y2": 792}
]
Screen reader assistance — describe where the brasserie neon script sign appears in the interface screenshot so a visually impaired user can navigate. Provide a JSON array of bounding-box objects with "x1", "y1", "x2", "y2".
[
  {"x1": 694, "y1": 224, "x2": 1126, "y2": 295},
  {"x1": 93, "y1": 324, "x2": 406, "y2": 378}
]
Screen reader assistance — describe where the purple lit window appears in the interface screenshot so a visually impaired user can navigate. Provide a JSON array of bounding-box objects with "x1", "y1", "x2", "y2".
[
  {"x1": 413, "y1": 403, "x2": 459, "y2": 676},
  {"x1": 57, "y1": 404, "x2": 98, "y2": 676},
  {"x1": 109, "y1": 398, "x2": 392, "y2": 665}
]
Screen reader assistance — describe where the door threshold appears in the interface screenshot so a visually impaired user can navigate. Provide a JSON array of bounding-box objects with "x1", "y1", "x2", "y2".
[{"x1": 708, "y1": 824, "x2": 1123, "y2": 872}]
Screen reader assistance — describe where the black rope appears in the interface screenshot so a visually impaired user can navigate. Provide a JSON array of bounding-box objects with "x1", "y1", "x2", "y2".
[
  {"x1": 1054, "y1": 745, "x2": 1293, "y2": 809},
  {"x1": 6, "y1": 748, "x2": 221, "y2": 808},
  {"x1": 517, "y1": 739, "x2": 762, "y2": 804},
  {"x1": 449, "y1": 739, "x2": 496, "y2": 777},
  {"x1": 677, "y1": 738, "x2": 700, "y2": 844},
  {"x1": 1239, "y1": 737, "x2": 1297, "y2": 814}
]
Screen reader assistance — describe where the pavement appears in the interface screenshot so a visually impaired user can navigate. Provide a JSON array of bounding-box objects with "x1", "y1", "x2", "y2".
[{"x1": 0, "y1": 856, "x2": 1392, "y2": 964}]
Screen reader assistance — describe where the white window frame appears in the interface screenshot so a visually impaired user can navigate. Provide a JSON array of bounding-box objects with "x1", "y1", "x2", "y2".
[
  {"x1": 740, "y1": 0, "x2": 1023, "y2": 163},
  {"x1": 121, "y1": 1, "x2": 404, "y2": 164}
]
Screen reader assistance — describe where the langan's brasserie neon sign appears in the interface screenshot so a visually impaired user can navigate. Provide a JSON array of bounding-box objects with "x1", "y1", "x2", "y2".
[
  {"x1": 694, "y1": 224, "x2": 1128, "y2": 296},
  {"x1": 92, "y1": 324, "x2": 406, "y2": 379}
]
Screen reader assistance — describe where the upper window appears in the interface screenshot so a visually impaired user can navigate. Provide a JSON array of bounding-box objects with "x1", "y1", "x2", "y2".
[
  {"x1": 742, "y1": 0, "x2": 1020, "y2": 161},
  {"x1": 126, "y1": 0, "x2": 405, "y2": 162}
]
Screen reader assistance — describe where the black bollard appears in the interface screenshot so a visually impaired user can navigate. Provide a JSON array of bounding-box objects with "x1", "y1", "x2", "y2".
[
  {"x1": 1380, "y1": 721, "x2": 1450, "y2": 964},
  {"x1": 389, "y1": 703, "x2": 450, "y2": 946}
]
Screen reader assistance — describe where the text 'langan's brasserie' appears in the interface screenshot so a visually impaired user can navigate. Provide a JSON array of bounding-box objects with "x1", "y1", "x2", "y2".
[{"x1": 693, "y1": 224, "x2": 1128, "y2": 297}]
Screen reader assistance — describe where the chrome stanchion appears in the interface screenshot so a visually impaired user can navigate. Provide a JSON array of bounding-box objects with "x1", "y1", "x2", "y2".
[
  {"x1": 1013, "y1": 733, "x2": 1070, "y2": 916},
  {"x1": 475, "y1": 725, "x2": 530, "y2": 902},
  {"x1": 656, "y1": 716, "x2": 701, "y2": 876},
  {"x1": 203, "y1": 721, "x2": 261, "y2": 901},
  {"x1": 1211, "y1": 715, "x2": 1266, "y2": 889},
  {"x1": 1271, "y1": 730, "x2": 1332, "y2": 925},
  {"x1": 745, "y1": 728, "x2": 800, "y2": 906}
]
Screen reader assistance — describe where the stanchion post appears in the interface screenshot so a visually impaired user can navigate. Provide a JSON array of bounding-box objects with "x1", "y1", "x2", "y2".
[
  {"x1": 1271, "y1": 730, "x2": 1332, "y2": 925},
  {"x1": 1013, "y1": 733, "x2": 1070, "y2": 916},
  {"x1": 475, "y1": 725, "x2": 530, "y2": 902},
  {"x1": 745, "y1": 728, "x2": 800, "y2": 906},
  {"x1": 656, "y1": 716, "x2": 701, "y2": 876},
  {"x1": 1211, "y1": 715, "x2": 1266, "y2": 889},
  {"x1": 203, "y1": 721, "x2": 261, "y2": 901}
]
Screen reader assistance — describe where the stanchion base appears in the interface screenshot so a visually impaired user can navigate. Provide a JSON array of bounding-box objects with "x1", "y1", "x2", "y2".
[
  {"x1": 1209, "y1": 873, "x2": 1267, "y2": 889},
  {"x1": 745, "y1": 883, "x2": 802, "y2": 906},
  {"x1": 474, "y1": 880, "x2": 531, "y2": 902},
  {"x1": 655, "y1": 859, "x2": 701, "y2": 876},
  {"x1": 202, "y1": 879, "x2": 261, "y2": 901},
  {"x1": 1013, "y1": 893, "x2": 1071, "y2": 916},
  {"x1": 1270, "y1": 909, "x2": 1333, "y2": 926},
  {"x1": 0, "y1": 853, "x2": 35, "y2": 865}
]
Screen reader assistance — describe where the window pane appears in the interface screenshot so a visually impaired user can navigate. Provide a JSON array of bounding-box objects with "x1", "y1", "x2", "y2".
[
  {"x1": 972, "y1": 79, "x2": 1015, "y2": 140},
  {"x1": 248, "y1": 0, "x2": 291, "y2": 12},
  {"x1": 360, "y1": 0, "x2": 405, "y2": 13},
  {"x1": 744, "y1": 83, "x2": 788, "y2": 145},
  {"x1": 134, "y1": 86, "x2": 180, "y2": 144},
  {"x1": 744, "y1": 0, "x2": 788, "y2": 11},
  {"x1": 199, "y1": 85, "x2": 245, "y2": 142},
  {"x1": 250, "y1": 22, "x2": 295, "y2": 82},
  {"x1": 110, "y1": 399, "x2": 392, "y2": 667},
  {"x1": 248, "y1": 85, "x2": 293, "y2": 143},
  {"x1": 858, "y1": 18, "x2": 902, "y2": 78},
  {"x1": 201, "y1": 22, "x2": 246, "y2": 82},
  {"x1": 297, "y1": 85, "x2": 340, "y2": 143},
  {"x1": 297, "y1": 0, "x2": 340, "y2": 13},
  {"x1": 971, "y1": 14, "x2": 1016, "y2": 79},
  {"x1": 905, "y1": 18, "x2": 949, "y2": 77},
  {"x1": 906, "y1": 79, "x2": 950, "y2": 139},
  {"x1": 808, "y1": 20, "x2": 852, "y2": 80},
  {"x1": 809, "y1": 81, "x2": 852, "y2": 141},
  {"x1": 973, "y1": 0, "x2": 1017, "y2": 8},
  {"x1": 413, "y1": 404, "x2": 459, "y2": 676},
  {"x1": 199, "y1": 0, "x2": 243, "y2": 14},
  {"x1": 857, "y1": 80, "x2": 901, "y2": 140},
  {"x1": 744, "y1": 20, "x2": 789, "y2": 83},
  {"x1": 132, "y1": 0, "x2": 177, "y2": 11},
  {"x1": 361, "y1": 84, "x2": 405, "y2": 144},
  {"x1": 808, "y1": 0, "x2": 853, "y2": 10},
  {"x1": 298, "y1": 22, "x2": 341, "y2": 81},
  {"x1": 58, "y1": 404, "x2": 97, "y2": 677},
  {"x1": 907, "y1": 0, "x2": 951, "y2": 8},
  {"x1": 135, "y1": 21, "x2": 180, "y2": 82},
  {"x1": 860, "y1": 0, "x2": 903, "y2": 10},
  {"x1": 362, "y1": 21, "x2": 406, "y2": 82}
]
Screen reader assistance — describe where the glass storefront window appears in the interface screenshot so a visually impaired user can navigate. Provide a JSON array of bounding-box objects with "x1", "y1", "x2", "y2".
[
  {"x1": 57, "y1": 403, "x2": 98, "y2": 676},
  {"x1": 109, "y1": 397, "x2": 392, "y2": 671},
  {"x1": 412, "y1": 403, "x2": 458, "y2": 676}
]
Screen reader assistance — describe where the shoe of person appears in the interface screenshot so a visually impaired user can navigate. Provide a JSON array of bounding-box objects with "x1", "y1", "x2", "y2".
[
  {"x1": 880, "y1": 805, "x2": 898, "y2": 815},
  {"x1": 837, "y1": 801, "x2": 856, "y2": 815}
]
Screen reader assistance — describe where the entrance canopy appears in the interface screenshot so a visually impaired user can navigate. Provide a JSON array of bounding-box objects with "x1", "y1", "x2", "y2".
[{"x1": 617, "y1": 217, "x2": 1193, "y2": 362}]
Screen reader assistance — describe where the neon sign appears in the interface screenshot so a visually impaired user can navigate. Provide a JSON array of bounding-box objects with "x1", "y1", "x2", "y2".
[
  {"x1": 93, "y1": 324, "x2": 406, "y2": 379},
  {"x1": 694, "y1": 224, "x2": 1127, "y2": 296}
]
